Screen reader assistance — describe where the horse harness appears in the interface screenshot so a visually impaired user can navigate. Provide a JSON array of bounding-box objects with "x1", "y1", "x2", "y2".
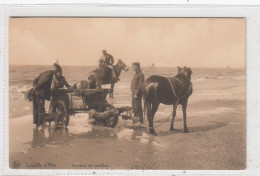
[
  {"x1": 148, "y1": 77, "x2": 192, "y2": 129},
  {"x1": 166, "y1": 77, "x2": 193, "y2": 109}
]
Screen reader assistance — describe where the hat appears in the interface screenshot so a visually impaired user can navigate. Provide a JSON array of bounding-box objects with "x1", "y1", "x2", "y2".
[
  {"x1": 102, "y1": 50, "x2": 107, "y2": 53},
  {"x1": 53, "y1": 63, "x2": 62, "y2": 72},
  {"x1": 132, "y1": 62, "x2": 140, "y2": 67}
]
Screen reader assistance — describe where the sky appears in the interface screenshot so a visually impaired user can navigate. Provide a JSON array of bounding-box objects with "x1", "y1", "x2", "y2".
[{"x1": 9, "y1": 18, "x2": 246, "y2": 68}]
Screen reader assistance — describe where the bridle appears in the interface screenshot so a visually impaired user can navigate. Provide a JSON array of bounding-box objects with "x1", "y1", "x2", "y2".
[
  {"x1": 116, "y1": 61, "x2": 127, "y2": 71},
  {"x1": 166, "y1": 71, "x2": 193, "y2": 109}
]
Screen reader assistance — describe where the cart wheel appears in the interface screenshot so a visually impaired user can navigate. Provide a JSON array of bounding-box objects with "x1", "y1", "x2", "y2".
[
  {"x1": 104, "y1": 104, "x2": 118, "y2": 128},
  {"x1": 56, "y1": 100, "x2": 69, "y2": 129}
]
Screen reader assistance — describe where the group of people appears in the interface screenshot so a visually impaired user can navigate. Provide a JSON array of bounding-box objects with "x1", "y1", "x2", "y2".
[{"x1": 32, "y1": 50, "x2": 145, "y2": 127}]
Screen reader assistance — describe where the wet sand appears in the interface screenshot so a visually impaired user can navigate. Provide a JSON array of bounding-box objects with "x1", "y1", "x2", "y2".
[{"x1": 9, "y1": 85, "x2": 246, "y2": 170}]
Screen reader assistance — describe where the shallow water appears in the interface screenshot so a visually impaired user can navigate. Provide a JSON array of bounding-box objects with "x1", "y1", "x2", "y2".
[{"x1": 9, "y1": 113, "x2": 163, "y2": 154}]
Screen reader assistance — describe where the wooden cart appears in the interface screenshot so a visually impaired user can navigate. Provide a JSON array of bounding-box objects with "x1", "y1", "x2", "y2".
[{"x1": 23, "y1": 88, "x2": 132, "y2": 129}]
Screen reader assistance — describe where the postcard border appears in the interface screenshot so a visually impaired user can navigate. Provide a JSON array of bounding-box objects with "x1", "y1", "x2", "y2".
[{"x1": 1, "y1": 3, "x2": 260, "y2": 176}]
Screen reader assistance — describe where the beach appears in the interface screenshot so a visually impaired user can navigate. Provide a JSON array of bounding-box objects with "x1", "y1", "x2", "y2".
[{"x1": 9, "y1": 66, "x2": 246, "y2": 170}]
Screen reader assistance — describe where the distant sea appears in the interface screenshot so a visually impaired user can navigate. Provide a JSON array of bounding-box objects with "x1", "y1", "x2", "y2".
[{"x1": 9, "y1": 65, "x2": 246, "y2": 119}]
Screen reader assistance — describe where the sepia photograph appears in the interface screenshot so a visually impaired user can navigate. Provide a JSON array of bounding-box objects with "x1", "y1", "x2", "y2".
[{"x1": 8, "y1": 17, "x2": 246, "y2": 170}]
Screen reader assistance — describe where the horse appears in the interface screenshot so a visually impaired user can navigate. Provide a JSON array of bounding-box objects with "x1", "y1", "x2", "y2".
[
  {"x1": 143, "y1": 66, "x2": 193, "y2": 135},
  {"x1": 93, "y1": 59, "x2": 129, "y2": 98},
  {"x1": 72, "y1": 59, "x2": 128, "y2": 98}
]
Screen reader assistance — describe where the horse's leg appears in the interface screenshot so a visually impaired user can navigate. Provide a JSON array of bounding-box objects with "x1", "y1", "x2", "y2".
[
  {"x1": 146, "y1": 101, "x2": 155, "y2": 134},
  {"x1": 110, "y1": 83, "x2": 114, "y2": 98},
  {"x1": 182, "y1": 100, "x2": 189, "y2": 133},
  {"x1": 149, "y1": 101, "x2": 159, "y2": 135},
  {"x1": 170, "y1": 105, "x2": 177, "y2": 131},
  {"x1": 151, "y1": 102, "x2": 159, "y2": 120}
]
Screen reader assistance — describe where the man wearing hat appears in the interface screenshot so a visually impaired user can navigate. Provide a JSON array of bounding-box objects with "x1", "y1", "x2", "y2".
[
  {"x1": 100, "y1": 50, "x2": 117, "y2": 81},
  {"x1": 32, "y1": 63, "x2": 61, "y2": 127},
  {"x1": 131, "y1": 62, "x2": 145, "y2": 123}
]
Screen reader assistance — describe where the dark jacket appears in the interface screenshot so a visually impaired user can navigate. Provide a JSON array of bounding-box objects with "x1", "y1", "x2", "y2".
[
  {"x1": 104, "y1": 53, "x2": 114, "y2": 65},
  {"x1": 33, "y1": 70, "x2": 54, "y2": 101},
  {"x1": 131, "y1": 69, "x2": 144, "y2": 96}
]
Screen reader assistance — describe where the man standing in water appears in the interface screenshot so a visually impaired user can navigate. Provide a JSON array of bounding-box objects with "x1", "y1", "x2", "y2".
[
  {"x1": 32, "y1": 63, "x2": 61, "y2": 127},
  {"x1": 131, "y1": 62, "x2": 145, "y2": 123},
  {"x1": 100, "y1": 50, "x2": 117, "y2": 82},
  {"x1": 49, "y1": 64, "x2": 71, "y2": 128},
  {"x1": 49, "y1": 63, "x2": 71, "y2": 112}
]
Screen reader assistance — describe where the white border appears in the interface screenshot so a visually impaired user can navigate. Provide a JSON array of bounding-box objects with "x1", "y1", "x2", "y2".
[
  {"x1": 1, "y1": 2, "x2": 260, "y2": 176},
  {"x1": 0, "y1": 0, "x2": 260, "y2": 5}
]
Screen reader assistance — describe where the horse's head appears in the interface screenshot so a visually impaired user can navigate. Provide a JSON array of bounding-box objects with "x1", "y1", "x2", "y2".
[
  {"x1": 177, "y1": 66, "x2": 192, "y2": 81},
  {"x1": 116, "y1": 59, "x2": 129, "y2": 72}
]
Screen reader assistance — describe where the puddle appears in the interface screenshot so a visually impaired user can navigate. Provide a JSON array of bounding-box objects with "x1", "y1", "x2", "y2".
[
  {"x1": 68, "y1": 113, "x2": 92, "y2": 134},
  {"x1": 117, "y1": 128, "x2": 134, "y2": 141},
  {"x1": 9, "y1": 113, "x2": 93, "y2": 153},
  {"x1": 9, "y1": 112, "x2": 160, "y2": 154}
]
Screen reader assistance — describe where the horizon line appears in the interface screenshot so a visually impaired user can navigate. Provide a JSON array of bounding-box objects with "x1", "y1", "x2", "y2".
[{"x1": 9, "y1": 64, "x2": 245, "y2": 69}]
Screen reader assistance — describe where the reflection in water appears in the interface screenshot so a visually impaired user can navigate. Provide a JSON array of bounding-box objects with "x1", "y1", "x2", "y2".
[
  {"x1": 31, "y1": 122, "x2": 157, "y2": 149},
  {"x1": 117, "y1": 128, "x2": 133, "y2": 141},
  {"x1": 79, "y1": 127, "x2": 118, "y2": 139},
  {"x1": 117, "y1": 127, "x2": 155, "y2": 145},
  {"x1": 32, "y1": 128, "x2": 45, "y2": 147},
  {"x1": 77, "y1": 125, "x2": 155, "y2": 145},
  {"x1": 32, "y1": 128, "x2": 71, "y2": 148}
]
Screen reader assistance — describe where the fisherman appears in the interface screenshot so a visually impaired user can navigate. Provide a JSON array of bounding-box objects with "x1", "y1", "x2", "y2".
[
  {"x1": 48, "y1": 63, "x2": 71, "y2": 124},
  {"x1": 100, "y1": 50, "x2": 117, "y2": 82},
  {"x1": 102, "y1": 50, "x2": 114, "y2": 66},
  {"x1": 50, "y1": 63, "x2": 71, "y2": 92},
  {"x1": 131, "y1": 62, "x2": 145, "y2": 123},
  {"x1": 32, "y1": 63, "x2": 60, "y2": 127}
]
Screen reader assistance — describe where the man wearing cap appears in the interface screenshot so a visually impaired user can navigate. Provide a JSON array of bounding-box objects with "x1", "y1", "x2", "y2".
[
  {"x1": 32, "y1": 63, "x2": 61, "y2": 127},
  {"x1": 100, "y1": 50, "x2": 117, "y2": 82},
  {"x1": 131, "y1": 62, "x2": 145, "y2": 123}
]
